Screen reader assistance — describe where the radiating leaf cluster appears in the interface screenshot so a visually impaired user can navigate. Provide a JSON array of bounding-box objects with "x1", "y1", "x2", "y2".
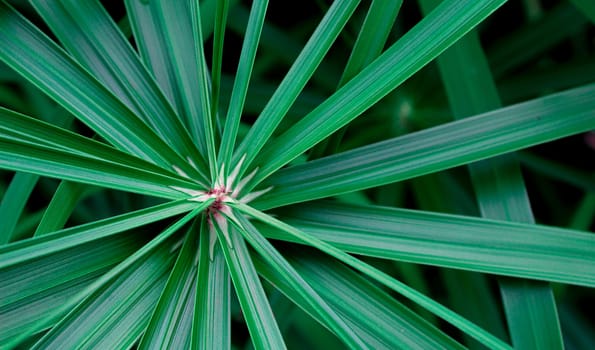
[{"x1": 0, "y1": 0, "x2": 593, "y2": 349}]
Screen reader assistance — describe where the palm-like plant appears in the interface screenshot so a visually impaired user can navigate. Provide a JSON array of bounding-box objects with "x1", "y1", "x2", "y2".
[{"x1": 0, "y1": 0, "x2": 594, "y2": 348}]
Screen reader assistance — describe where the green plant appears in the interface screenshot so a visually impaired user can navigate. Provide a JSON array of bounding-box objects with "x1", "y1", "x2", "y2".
[{"x1": 0, "y1": 0, "x2": 594, "y2": 349}]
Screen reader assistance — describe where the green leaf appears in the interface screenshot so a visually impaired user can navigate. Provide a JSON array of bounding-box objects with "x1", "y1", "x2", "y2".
[
  {"x1": 150, "y1": 0, "x2": 209, "y2": 154},
  {"x1": 340, "y1": 0, "x2": 402, "y2": 85},
  {"x1": 0, "y1": 107, "x2": 202, "y2": 198},
  {"x1": 0, "y1": 137, "x2": 191, "y2": 199},
  {"x1": 269, "y1": 201, "x2": 595, "y2": 287},
  {"x1": 256, "y1": 83, "x2": 595, "y2": 209},
  {"x1": 249, "y1": 0, "x2": 508, "y2": 185},
  {"x1": 499, "y1": 280, "x2": 563, "y2": 350},
  {"x1": 0, "y1": 199, "x2": 197, "y2": 270},
  {"x1": 214, "y1": 223, "x2": 286, "y2": 350},
  {"x1": 6, "y1": 201, "x2": 209, "y2": 348},
  {"x1": 411, "y1": 172, "x2": 509, "y2": 344},
  {"x1": 218, "y1": 0, "x2": 268, "y2": 170},
  {"x1": 234, "y1": 202, "x2": 511, "y2": 350},
  {"x1": 32, "y1": 232, "x2": 179, "y2": 349},
  {"x1": 232, "y1": 0, "x2": 360, "y2": 175},
  {"x1": 139, "y1": 224, "x2": 199, "y2": 350},
  {"x1": 255, "y1": 246, "x2": 465, "y2": 349},
  {"x1": 0, "y1": 231, "x2": 147, "y2": 344},
  {"x1": 190, "y1": 0, "x2": 218, "y2": 180},
  {"x1": 192, "y1": 217, "x2": 231, "y2": 350},
  {"x1": 30, "y1": 0, "x2": 208, "y2": 178},
  {"x1": 125, "y1": 0, "x2": 184, "y2": 112},
  {"x1": 0, "y1": 107, "x2": 196, "y2": 180},
  {"x1": 233, "y1": 213, "x2": 367, "y2": 349},
  {"x1": 0, "y1": 2, "x2": 199, "y2": 176},
  {"x1": 210, "y1": 0, "x2": 230, "y2": 120},
  {"x1": 310, "y1": 0, "x2": 403, "y2": 159}
]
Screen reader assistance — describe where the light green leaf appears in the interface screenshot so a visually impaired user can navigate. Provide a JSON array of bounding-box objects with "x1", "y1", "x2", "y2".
[
  {"x1": 0, "y1": 107, "x2": 201, "y2": 198},
  {"x1": 32, "y1": 232, "x2": 179, "y2": 349},
  {"x1": 254, "y1": 246, "x2": 465, "y2": 350},
  {"x1": 310, "y1": 0, "x2": 403, "y2": 159},
  {"x1": 210, "y1": 0, "x2": 230, "y2": 120},
  {"x1": 151, "y1": 0, "x2": 208, "y2": 153},
  {"x1": 0, "y1": 231, "x2": 147, "y2": 344},
  {"x1": 218, "y1": 0, "x2": 268, "y2": 169},
  {"x1": 0, "y1": 137, "x2": 191, "y2": 199},
  {"x1": 30, "y1": 0, "x2": 208, "y2": 179},
  {"x1": 139, "y1": 223, "x2": 199, "y2": 350},
  {"x1": 6, "y1": 201, "x2": 209, "y2": 348},
  {"x1": 192, "y1": 217, "x2": 231, "y2": 350},
  {"x1": 232, "y1": 0, "x2": 360, "y2": 176},
  {"x1": 0, "y1": 2, "x2": 198, "y2": 175},
  {"x1": 215, "y1": 223, "x2": 286, "y2": 350},
  {"x1": 269, "y1": 201, "x2": 595, "y2": 287},
  {"x1": 256, "y1": 83, "x2": 595, "y2": 209},
  {"x1": 235, "y1": 202, "x2": 511, "y2": 350},
  {"x1": 0, "y1": 199, "x2": 197, "y2": 270},
  {"x1": 249, "y1": 0, "x2": 508, "y2": 185},
  {"x1": 233, "y1": 214, "x2": 367, "y2": 349},
  {"x1": 190, "y1": 0, "x2": 218, "y2": 180},
  {"x1": 125, "y1": 0, "x2": 184, "y2": 112}
]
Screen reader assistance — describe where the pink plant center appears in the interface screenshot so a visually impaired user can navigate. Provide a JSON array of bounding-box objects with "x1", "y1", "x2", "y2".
[{"x1": 206, "y1": 185, "x2": 231, "y2": 217}]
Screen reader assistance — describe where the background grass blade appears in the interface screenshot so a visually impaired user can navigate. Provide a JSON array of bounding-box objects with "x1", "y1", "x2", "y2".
[
  {"x1": 419, "y1": 0, "x2": 564, "y2": 344},
  {"x1": 488, "y1": 3, "x2": 589, "y2": 77},
  {"x1": 0, "y1": 173, "x2": 38, "y2": 245},
  {"x1": 34, "y1": 181, "x2": 88, "y2": 236},
  {"x1": 569, "y1": 0, "x2": 595, "y2": 23},
  {"x1": 255, "y1": 83, "x2": 595, "y2": 209},
  {"x1": 268, "y1": 201, "x2": 595, "y2": 287},
  {"x1": 248, "y1": 0, "x2": 508, "y2": 186}
]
